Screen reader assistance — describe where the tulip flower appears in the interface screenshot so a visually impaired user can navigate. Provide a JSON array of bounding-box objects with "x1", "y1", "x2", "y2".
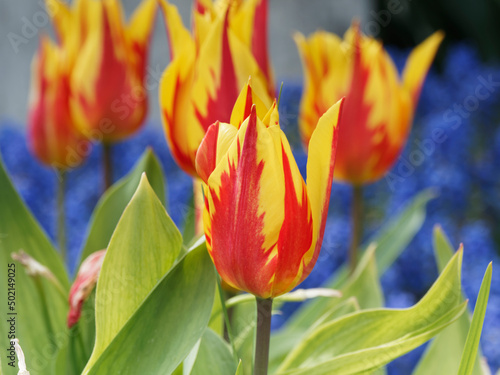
[
  {"x1": 68, "y1": 250, "x2": 106, "y2": 328},
  {"x1": 28, "y1": 37, "x2": 89, "y2": 170},
  {"x1": 295, "y1": 24, "x2": 443, "y2": 185},
  {"x1": 27, "y1": 37, "x2": 90, "y2": 259},
  {"x1": 46, "y1": 0, "x2": 157, "y2": 190},
  {"x1": 196, "y1": 98, "x2": 344, "y2": 298},
  {"x1": 47, "y1": 0, "x2": 157, "y2": 143},
  {"x1": 159, "y1": 0, "x2": 272, "y2": 177},
  {"x1": 295, "y1": 24, "x2": 443, "y2": 273}
]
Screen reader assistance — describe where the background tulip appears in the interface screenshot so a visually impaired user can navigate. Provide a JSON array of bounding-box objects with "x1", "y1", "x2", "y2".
[
  {"x1": 159, "y1": 0, "x2": 273, "y2": 177},
  {"x1": 196, "y1": 98, "x2": 344, "y2": 299},
  {"x1": 296, "y1": 24, "x2": 443, "y2": 272},
  {"x1": 28, "y1": 37, "x2": 88, "y2": 170},
  {"x1": 295, "y1": 24, "x2": 443, "y2": 185},
  {"x1": 48, "y1": 0, "x2": 157, "y2": 143},
  {"x1": 27, "y1": 37, "x2": 90, "y2": 260}
]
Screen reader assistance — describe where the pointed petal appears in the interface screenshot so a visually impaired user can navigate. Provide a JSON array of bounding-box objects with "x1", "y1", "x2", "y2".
[
  {"x1": 251, "y1": 0, "x2": 274, "y2": 95},
  {"x1": 126, "y1": 0, "x2": 157, "y2": 76},
  {"x1": 303, "y1": 98, "x2": 344, "y2": 281},
  {"x1": 271, "y1": 131, "x2": 313, "y2": 297},
  {"x1": 230, "y1": 78, "x2": 270, "y2": 128},
  {"x1": 158, "y1": 0, "x2": 194, "y2": 59},
  {"x1": 159, "y1": 42, "x2": 200, "y2": 175},
  {"x1": 402, "y1": 31, "x2": 444, "y2": 105},
  {"x1": 195, "y1": 121, "x2": 238, "y2": 183}
]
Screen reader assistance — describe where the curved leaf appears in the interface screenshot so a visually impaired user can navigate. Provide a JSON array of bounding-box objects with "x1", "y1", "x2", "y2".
[
  {"x1": 83, "y1": 174, "x2": 181, "y2": 372},
  {"x1": 275, "y1": 249, "x2": 466, "y2": 375},
  {"x1": 85, "y1": 241, "x2": 215, "y2": 374},
  {"x1": 79, "y1": 148, "x2": 166, "y2": 264},
  {"x1": 0, "y1": 156, "x2": 68, "y2": 375}
]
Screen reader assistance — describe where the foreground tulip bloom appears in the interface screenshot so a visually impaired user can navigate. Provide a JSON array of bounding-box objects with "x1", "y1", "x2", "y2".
[
  {"x1": 47, "y1": 0, "x2": 157, "y2": 142},
  {"x1": 68, "y1": 250, "x2": 106, "y2": 328},
  {"x1": 196, "y1": 98, "x2": 344, "y2": 299},
  {"x1": 295, "y1": 25, "x2": 443, "y2": 185},
  {"x1": 28, "y1": 37, "x2": 89, "y2": 170},
  {"x1": 159, "y1": 0, "x2": 272, "y2": 177}
]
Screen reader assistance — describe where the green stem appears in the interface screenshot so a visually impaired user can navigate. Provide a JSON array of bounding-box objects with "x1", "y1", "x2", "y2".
[
  {"x1": 349, "y1": 185, "x2": 363, "y2": 274},
  {"x1": 253, "y1": 298, "x2": 272, "y2": 375},
  {"x1": 57, "y1": 169, "x2": 66, "y2": 263},
  {"x1": 103, "y1": 142, "x2": 113, "y2": 191},
  {"x1": 216, "y1": 273, "x2": 239, "y2": 362}
]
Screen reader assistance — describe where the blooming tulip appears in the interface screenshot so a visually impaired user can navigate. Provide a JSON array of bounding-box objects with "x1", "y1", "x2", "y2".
[
  {"x1": 159, "y1": 0, "x2": 272, "y2": 176},
  {"x1": 295, "y1": 24, "x2": 443, "y2": 185},
  {"x1": 195, "y1": 96, "x2": 344, "y2": 298},
  {"x1": 47, "y1": 0, "x2": 157, "y2": 142},
  {"x1": 68, "y1": 250, "x2": 106, "y2": 328},
  {"x1": 28, "y1": 37, "x2": 89, "y2": 169}
]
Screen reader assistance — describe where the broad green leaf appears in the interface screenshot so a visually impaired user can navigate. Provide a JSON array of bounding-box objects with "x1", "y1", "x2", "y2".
[
  {"x1": 79, "y1": 148, "x2": 166, "y2": 264},
  {"x1": 82, "y1": 174, "x2": 181, "y2": 373},
  {"x1": 286, "y1": 190, "x2": 433, "y2": 331},
  {"x1": 458, "y1": 263, "x2": 492, "y2": 375},
  {"x1": 85, "y1": 241, "x2": 215, "y2": 374},
  {"x1": 185, "y1": 329, "x2": 237, "y2": 375},
  {"x1": 0, "y1": 156, "x2": 69, "y2": 375},
  {"x1": 413, "y1": 226, "x2": 485, "y2": 375},
  {"x1": 275, "y1": 250, "x2": 467, "y2": 375}
]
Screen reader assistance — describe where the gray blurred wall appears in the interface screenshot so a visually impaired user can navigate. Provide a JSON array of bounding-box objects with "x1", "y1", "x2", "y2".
[{"x1": 0, "y1": 0, "x2": 371, "y2": 127}]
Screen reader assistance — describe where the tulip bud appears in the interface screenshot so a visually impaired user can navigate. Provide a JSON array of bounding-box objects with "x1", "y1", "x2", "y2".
[{"x1": 68, "y1": 250, "x2": 106, "y2": 328}]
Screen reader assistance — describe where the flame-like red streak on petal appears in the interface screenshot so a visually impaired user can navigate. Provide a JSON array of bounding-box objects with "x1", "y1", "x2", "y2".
[
  {"x1": 299, "y1": 99, "x2": 343, "y2": 283},
  {"x1": 163, "y1": 75, "x2": 198, "y2": 175},
  {"x1": 271, "y1": 146, "x2": 313, "y2": 296},
  {"x1": 335, "y1": 29, "x2": 391, "y2": 184},
  {"x1": 194, "y1": 10, "x2": 240, "y2": 132},
  {"x1": 206, "y1": 110, "x2": 276, "y2": 297},
  {"x1": 252, "y1": 0, "x2": 273, "y2": 96},
  {"x1": 76, "y1": 6, "x2": 145, "y2": 139},
  {"x1": 196, "y1": 121, "x2": 219, "y2": 183},
  {"x1": 28, "y1": 47, "x2": 85, "y2": 168}
]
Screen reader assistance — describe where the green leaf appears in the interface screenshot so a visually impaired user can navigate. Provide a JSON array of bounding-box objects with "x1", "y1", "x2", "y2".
[
  {"x1": 275, "y1": 249, "x2": 467, "y2": 375},
  {"x1": 285, "y1": 244, "x2": 383, "y2": 331},
  {"x1": 285, "y1": 190, "x2": 433, "y2": 331},
  {"x1": 85, "y1": 240, "x2": 215, "y2": 374},
  {"x1": 184, "y1": 329, "x2": 237, "y2": 375},
  {"x1": 412, "y1": 226, "x2": 486, "y2": 375},
  {"x1": 0, "y1": 156, "x2": 69, "y2": 375},
  {"x1": 458, "y1": 263, "x2": 492, "y2": 375},
  {"x1": 269, "y1": 298, "x2": 359, "y2": 374},
  {"x1": 82, "y1": 174, "x2": 181, "y2": 372},
  {"x1": 79, "y1": 148, "x2": 166, "y2": 264}
]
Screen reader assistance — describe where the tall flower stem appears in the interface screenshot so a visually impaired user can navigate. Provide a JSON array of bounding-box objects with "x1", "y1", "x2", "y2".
[
  {"x1": 349, "y1": 185, "x2": 363, "y2": 274},
  {"x1": 254, "y1": 298, "x2": 273, "y2": 375},
  {"x1": 103, "y1": 142, "x2": 113, "y2": 191},
  {"x1": 57, "y1": 169, "x2": 67, "y2": 263}
]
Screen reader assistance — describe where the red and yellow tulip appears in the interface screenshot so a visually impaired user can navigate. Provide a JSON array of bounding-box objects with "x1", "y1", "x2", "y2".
[
  {"x1": 28, "y1": 37, "x2": 89, "y2": 169},
  {"x1": 295, "y1": 24, "x2": 443, "y2": 185},
  {"x1": 47, "y1": 0, "x2": 157, "y2": 142},
  {"x1": 159, "y1": 0, "x2": 273, "y2": 176},
  {"x1": 195, "y1": 84, "x2": 344, "y2": 298}
]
